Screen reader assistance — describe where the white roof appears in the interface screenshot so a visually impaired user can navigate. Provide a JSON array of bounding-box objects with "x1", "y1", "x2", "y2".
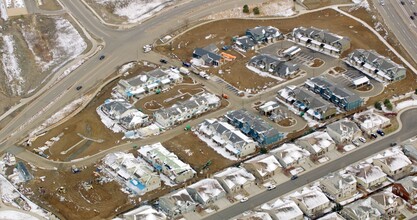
[
  {"x1": 317, "y1": 212, "x2": 345, "y2": 220},
  {"x1": 161, "y1": 78, "x2": 171, "y2": 84},
  {"x1": 271, "y1": 143, "x2": 310, "y2": 166},
  {"x1": 291, "y1": 187, "x2": 330, "y2": 211},
  {"x1": 259, "y1": 101, "x2": 279, "y2": 112},
  {"x1": 117, "y1": 169, "x2": 131, "y2": 180},
  {"x1": 355, "y1": 164, "x2": 387, "y2": 184},
  {"x1": 353, "y1": 109, "x2": 390, "y2": 131},
  {"x1": 245, "y1": 154, "x2": 281, "y2": 177},
  {"x1": 297, "y1": 131, "x2": 335, "y2": 153},
  {"x1": 352, "y1": 76, "x2": 369, "y2": 86},
  {"x1": 187, "y1": 179, "x2": 225, "y2": 203},
  {"x1": 147, "y1": 82, "x2": 159, "y2": 89},
  {"x1": 261, "y1": 198, "x2": 303, "y2": 220},
  {"x1": 130, "y1": 87, "x2": 145, "y2": 95},
  {"x1": 234, "y1": 211, "x2": 272, "y2": 220},
  {"x1": 123, "y1": 205, "x2": 166, "y2": 220},
  {"x1": 373, "y1": 148, "x2": 411, "y2": 172},
  {"x1": 214, "y1": 167, "x2": 255, "y2": 189}
]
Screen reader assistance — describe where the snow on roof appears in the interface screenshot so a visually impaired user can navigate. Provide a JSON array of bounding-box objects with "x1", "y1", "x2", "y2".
[
  {"x1": 321, "y1": 172, "x2": 357, "y2": 193},
  {"x1": 317, "y1": 212, "x2": 345, "y2": 220},
  {"x1": 187, "y1": 179, "x2": 225, "y2": 203},
  {"x1": 244, "y1": 154, "x2": 281, "y2": 177},
  {"x1": 271, "y1": 143, "x2": 310, "y2": 166},
  {"x1": 373, "y1": 148, "x2": 411, "y2": 172},
  {"x1": 297, "y1": 131, "x2": 335, "y2": 153},
  {"x1": 164, "y1": 188, "x2": 196, "y2": 207},
  {"x1": 214, "y1": 167, "x2": 255, "y2": 189},
  {"x1": 234, "y1": 211, "x2": 273, "y2": 220},
  {"x1": 345, "y1": 198, "x2": 381, "y2": 218},
  {"x1": 353, "y1": 109, "x2": 390, "y2": 131},
  {"x1": 355, "y1": 164, "x2": 387, "y2": 184},
  {"x1": 123, "y1": 205, "x2": 166, "y2": 220},
  {"x1": 260, "y1": 198, "x2": 303, "y2": 220},
  {"x1": 291, "y1": 187, "x2": 330, "y2": 211},
  {"x1": 370, "y1": 191, "x2": 403, "y2": 208}
]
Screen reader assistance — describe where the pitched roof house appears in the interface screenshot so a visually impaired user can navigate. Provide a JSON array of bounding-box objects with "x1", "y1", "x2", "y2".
[
  {"x1": 159, "y1": 189, "x2": 197, "y2": 217},
  {"x1": 297, "y1": 131, "x2": 336, "y2": 157},
  {"x1": 290, "y1": 187, "x2": 331, "y2": 218},
  {"x1": 372, "y1": 148, "x2": 412, "y2": 180},
  {"x1": 186, "y1": 178, "x2": 227, "y2": 207},
  {"x1": 243, "y1": 154, "x2": 281, "y2": 181},
  {"x1": 234, "y1": 211, "x2": 273, "y2": 220},
  {"x1": 292, "y1": 26, "x2": 350, "y2": 56},
  {"x1": 341, "y1": 198, "x2": 381, "y2": 220},
  {"x1": 260, "y1": 198, "x2": 304, "y2": 220},
  {"x1": 99, "y1": 99, "x2": 149, "y2": 130},
  {"x1": 305, "y1": 76, "x2": 363, "y2": 111},
  {"x1": 326, "y1": 119, "x2": 362, "y2": 144},
  {"x1": 193, "y1": 44, "x2": 222, "y2": 66},
  {"x1": 249, "y1": 54, "x2": 300, "y2": 78},
  {"x1": 213, "y1": 167, "x2": 255, "y2": 194},
  {"x1": 353, "y1": 164, "x2": 387, "y2": 190},
  {"x1": 122, "y1": 205, "x2": 166, "y2": 220},
  {"x1": 392, "y1": 176, "x2": 417, "y2": 205},
  {"x1": 370, "y1": 191, "x2": 404, "y2": 218},
  {"x1": 320, "y1": 172, "x2": 357, "y2": 202},
  {"x1": 137, "y1": 143, "x2": 195, "y2": 183},
  {"x1": 353, "y1": 109, "x2": 391, "y2": 135},
  {"x1": 270, "y1": 143, "x2": 311, "y2": 168},
  {"x1": 198, "y1": 119, "x2": 257, "y2": 157},
  {"x1": 346, "y1": 49, "x2": 406, "y2": 82}
]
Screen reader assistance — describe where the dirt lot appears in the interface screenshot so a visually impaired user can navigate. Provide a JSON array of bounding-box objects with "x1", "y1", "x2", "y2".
[
  {"x1": 29, "y1": 63, "x2": 155, "y2": 162},
  {"x1": 162, "y1": 132, "x2": 236, "y2": 174},
  {"x1": 25, "y1": 165, "x2": 134, "y2": 220},
  {"x1": 39, "y1": 0, "x2": 62, "y2": 11},
  {"x1": 302, "y1": 0, "x2": 352, "y2": 9},
  {"x1": 135, "y1": 83, "x2": 205, "y2": 115}
]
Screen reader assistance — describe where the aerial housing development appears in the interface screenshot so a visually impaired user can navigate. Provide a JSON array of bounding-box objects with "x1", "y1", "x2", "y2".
[{"x1": 1, "y1": 0, "x2": 417, "y2": 219}]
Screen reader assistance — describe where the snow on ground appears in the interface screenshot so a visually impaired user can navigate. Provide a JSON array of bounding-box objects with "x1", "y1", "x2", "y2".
[
  {"x1": 0, "y1": 175, "x2": 50, "y2": 219},
  {"x1": 96, "y1": 0, "x2": 173, "y2": 24},
  {"x1": 0, "y1": 211, "x2": 38, "y2": 220},
  {"x1": 119, "y1": 62, "x2": 136, "y2": 74},
  {"x1": 0, "y1": 0, "x2": 8, "y2": 20},
  {"x1": 246, "y1": 65, "x2": 284, "y2": 81},
  {"x1": 22, "y1": 17, "x2": 87, "y2": 74},
  {"x1": 351, "y1": 0, "x2": 370, "y2": 10},
  {"x1": 5, "y1": 0, "x2": 25, "y2": 8},
  {"x1": 396, "y1": 100, "x2": 417, "y2": 111},
  {"x1": 96, "y1": 107, "x2": 124, "y2": 133},
  {"x1": 344, "y1": 144, "x2": 356, "y2": 152},
  {"x1": 1, "y1": 35, "x2": 24, "y2": 96},
  {"x1": 30, "y1": 96, "x2": 87, "y2": 136},
  {"x1": 194, "y1": 132, "x2": 238, "y2": 161}
]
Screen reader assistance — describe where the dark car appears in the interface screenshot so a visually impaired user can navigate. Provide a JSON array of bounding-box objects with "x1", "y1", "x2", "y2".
[
  {"x1": 401, "y1": 1, "x2": 405, "y2": 5},
  {"x1": 414, "y1": 12, "x2": 417, "y2": 16},
  {"x1": 160, "y1": 59, "x2": 168, "y2": 64},
  {"x1": 182, "y1": 61, "x2": 192, "y2": 67},
  {"x1": 371, "y1": 133, "x2": 378, "y2": 139},
  {"x1": 390, "y1": 142, "x2": 397, "y2": 147},
  {"x1": 411, "y1": 16, "x2": 415, "y2": 20},
  {"x1": 99, "y1": 55, "x2": 105, "y2": 60},
  {"x1": 377, "y1": 129, "x2": 385, "y2": 136},
  {"x1": 76, "y1": 86, "x2": 82, "y2": 90},
  {"x1": 291, "y1": 175, "x2": 298, "y2": 180}
]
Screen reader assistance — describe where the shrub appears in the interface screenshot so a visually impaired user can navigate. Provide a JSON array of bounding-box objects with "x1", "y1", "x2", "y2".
[
  {"x1": 260, "y1": 148, "x2": 268, "y2": 154},
  {"x1": 243, "y1": 5, "x2": 249, "y2": 13},
  {"x1": 384, "y1": 99, "x2": 390, "y2": 105},
  {"x1": 386, "y1": 102, "x2": 393, "y2": 111},
  {"x1": 375, "y1": 102, "x2": 382, "y2": 110},
  {"x1": 253, "y1": 7, "x2": 260, "y2": 15}
]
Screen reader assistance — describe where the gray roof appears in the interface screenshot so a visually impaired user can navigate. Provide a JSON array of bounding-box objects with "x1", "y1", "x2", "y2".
[
  {"x1": 102, "y1": 100, "x2": 132, "y2": 115},
  {"x1": 395, "y1": 176, "x2": 417, "y2": 194},
  {"x1": 250, "y1": 54, "x2": 299, "y2": 77},
  {"x1": 203, "y1": 44, "x2": 218, "y2": 53},
  {"x1": 343, "y1": 198, "x2": 381, "y2": 219},
  {"x1": 246, "y1": 26, "x2": 280, "y2": 42},
  {"x1": 327, "y1": 119, "x2": 360, "y2": 135},
  {"x1": 292, "y1": 87, "x2": 333, "y2": 111},
  {"x1": 226, "y1": 109, "x2": 279, "y2": 138},
  {"x1": 309, "y1": 76, "x2": 361, "y2": 103},
  {"x1": 294, "y1": 26, "x2": 350, "y2": 49},
  {"x1": 235, "y1": 35, "x2": 256, "y2": 49},
  {"x1": 193, "y1": 48, "x2": 222, "y2": 62}
]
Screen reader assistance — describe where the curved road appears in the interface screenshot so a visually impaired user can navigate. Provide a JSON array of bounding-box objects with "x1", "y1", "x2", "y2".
[{"x1": 204, "y1": 108, "x2": 417, "y2": 220}]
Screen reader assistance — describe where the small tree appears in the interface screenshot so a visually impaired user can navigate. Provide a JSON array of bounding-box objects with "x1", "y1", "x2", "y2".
[
  {"x1": 260, "y1": 148, "x2": 268, "y2": 154},
  {"x1": 243, "y1": 5, "x2": 249, "y2": 13},
  {"x1": 384, "y1": 99, "x2": 390, "y2": 105},
  {"x1": 332, "y1": 202, "x2": 343, "y2": 212},
  {"x1": 253, "y1": 7, "x2": 260, "y2": 15},
  {"x1": 374, "y1": 102, "x2": 382, "y2": 110},
  {"x1": 386, "y1": 102, "x2": 393, "y2": 111}
]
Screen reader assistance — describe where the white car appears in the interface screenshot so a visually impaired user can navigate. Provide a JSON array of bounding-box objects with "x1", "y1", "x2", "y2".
[
  {"x1": 240, "y1": 197, "x2": 248, "y2": 203},
  {"x1": 267, "y1": 185, "x2": 276, "y2": 191},
  {"x1": 358, "y1": 137, "x2": 366, "y2": 143}
]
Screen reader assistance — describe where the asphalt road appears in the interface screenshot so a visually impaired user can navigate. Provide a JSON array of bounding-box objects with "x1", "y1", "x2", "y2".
[
  {"x1": 373, "y1": 0, "x2": 417, "y2": 65},
  {"x1": 0, "y1": 0, "x2": 268, "y2": 150},
  {"x1": 204, "y1": 108, "x2": 417, "y2": 220}
]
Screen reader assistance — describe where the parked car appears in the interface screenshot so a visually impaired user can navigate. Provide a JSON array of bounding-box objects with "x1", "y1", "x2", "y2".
[
  {"x1": 358, "y1": 137, "x2": 367, "y2": 143},
  {"x1": 240, "y1": 197, "x2": 248, "y2": 203},
  {"x1": 390, "y1": 142, "x2": 397, "y2": 146},
  {"x1": 411, "y1": 16, "x2": 415, "y2": 20},
  {"x1": 76, "y1": 86, "x2": 82, "y2": 91},
  {"x1": 267, "y1": 184, "x2": 276, "y2": 191},
  {"x1": 401, "y1": 1, "x2": 405, "y2": 5},
  {"x1": 182, "y1": 61, "x2": 192, "y2": 67},
  {"x1": 352, "y1": 140, "x2": 360, "y2": 147},
  {"x1": 291, "y1": 175, "x2": 298, "y2": 180},
  {"x1": 414, "y1": 12, "x2": 417, "y2": 16},
  {"x1": 99, "y1": 55, "x2": 105, "y2": 60},
  {"x1": 377, "y1": 130, "x2": 385, "y2": 136},
  {"x1": 371, "y1": 133, "x2": 378, "y2": 139},
  {"x1": 160, "y1": 59, "x2": 168, "y2": 64}
]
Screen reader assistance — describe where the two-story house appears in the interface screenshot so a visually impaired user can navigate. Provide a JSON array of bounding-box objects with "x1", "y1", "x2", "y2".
[
  {"x1": 159, "y1": 189, "x2": 197, "y2": 217},
  {"x1": 213, "y1": 167, "x2": 255, "y2": 194},
  {"x1": 353, "y1": 109, "x2": 391, "y2": 135},
  {"x1": 370, "y1": 191, "x2": 404, "y2": 218},
  {"x1": 392, "y1": 176, "x2": 417, "y2": 205},
  {"x1": 354, "y1": 164, "x2": 387, "y2": 190},
  {"x1": 261, "y1": 198, "x2": 304, "y2": 220},
  {"x1": 326, "y1": 119, "x2": 362, "y2": 144},
  {"x1": 186, "y1": 179, "x2": 226, "y2": 207},
  {"x1": 320, "y1": 172, "x2": 357, "y2": 202},
  {"x1": 297, "y1": 131, "x2": 336, "y2": 157},
  {"x1": 270, "y1": 143, "x2": 311, "y2": 168},
  {"x1": 243, "y1": 154, "x2": 281, "y2": 182},
  {"x1": 291, "y1": 187, "x2": 331, "y2": 218},
  {"x1": 341, "y1": 198, "x2": 381, "y2": 220},
  {"x1": 249, "y1": 54, "x2": 300, "y2": 78},
  {"x1": 372, "y1": 148, "x2": 412, "y2": 180}
]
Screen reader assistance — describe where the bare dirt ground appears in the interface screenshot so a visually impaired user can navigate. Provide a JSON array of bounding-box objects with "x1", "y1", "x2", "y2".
[
  {"x1": 162, "y1": 132, "x2": 236, "y2": 175},
  {"x1": 0, "y1": 14, "x2": 90, "y2": 116},
  {"x1": 277, "y1": 117, "x2": 295, "y2": 127},
  {"x1": 302, "y1": 0, "x2": 352, "y2": 9},
  {"x1": 29, "y1": 64, "x2": 155, "y2": 162},
  {"x1": 25, "y1": 164, "x2": 134, "y2": 220},
  {"x1": 311, "y1": 58, "x2": 324, "y2": 68},
  {"x1": 39, "y1": 0, "x2": 62, "y2": 11}
]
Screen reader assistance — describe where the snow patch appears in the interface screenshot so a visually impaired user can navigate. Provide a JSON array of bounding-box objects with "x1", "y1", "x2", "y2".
[
  {"x1": 1, "y1": 35, "x2": 24, "y2": 96},
  {"x1": 194, "y1": 132, "x2": 238, "y2": 161},
  {"x1": 0, "y1": 0, "x2": 8, "y2": 20},
  {"x1": 396, "y1": 100, "x2": 417, "y2": 111}
]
